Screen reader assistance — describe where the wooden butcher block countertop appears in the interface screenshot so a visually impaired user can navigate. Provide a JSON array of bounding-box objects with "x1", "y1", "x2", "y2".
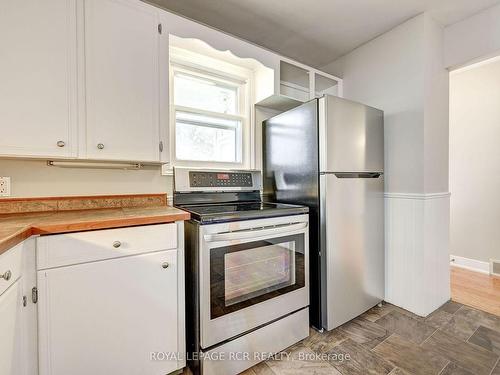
[{"x1": 0, "y1": 194, "x2": 190, "y2": 255}]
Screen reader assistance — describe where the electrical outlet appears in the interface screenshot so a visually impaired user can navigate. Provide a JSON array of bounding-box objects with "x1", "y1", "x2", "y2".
[{"x1": 0, "y1": 177, "x2": 11, "y2": 197}]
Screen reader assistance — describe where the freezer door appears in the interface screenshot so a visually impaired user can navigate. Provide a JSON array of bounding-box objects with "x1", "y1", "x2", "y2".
[
  {"x1": 262, "y1": 99, "x2": 319, "y2": 206},
  {"x1": 320, "y1": 173, "x2": 384, "y2": 331},
  {"x1": 319, "y1": 96, "x2": 384, "y2": 173}
]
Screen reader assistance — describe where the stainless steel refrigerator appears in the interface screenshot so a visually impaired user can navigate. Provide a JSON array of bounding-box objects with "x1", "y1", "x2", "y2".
[{"x1": 263, "y1": 95, "x2": 384, "y2": 331}]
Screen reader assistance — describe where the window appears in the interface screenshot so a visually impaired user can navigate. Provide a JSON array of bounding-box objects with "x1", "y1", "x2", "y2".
[{"x1": 169, "y1": 49, "x2": 252, "y2": 169}]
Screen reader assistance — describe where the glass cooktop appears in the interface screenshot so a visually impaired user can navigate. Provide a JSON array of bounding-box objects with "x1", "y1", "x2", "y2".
[{"x1": 178, "y1": 201, "x2": 308, "y2": 224}]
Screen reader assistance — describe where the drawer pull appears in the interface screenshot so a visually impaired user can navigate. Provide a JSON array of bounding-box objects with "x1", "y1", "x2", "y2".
[
  {"x1": 0, "y1": 270, "x2": 12, "y2": 281},
  {"x1": 112, "y1": 241, "x2": 122, "y2": 248},
  {"x1": 162, "y1": 262, "x2": 169, "y2": 269}
]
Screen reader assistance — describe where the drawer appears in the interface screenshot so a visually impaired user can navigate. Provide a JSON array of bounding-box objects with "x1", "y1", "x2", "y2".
[
  {"x1": 37, "y1": 223, "x2": 177, "y2": 270},
  {"x1": 0, "y1": 242, "x2": 23, "y2": 296}
]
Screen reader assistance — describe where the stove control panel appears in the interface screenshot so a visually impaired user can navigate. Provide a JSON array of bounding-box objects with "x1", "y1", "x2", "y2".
[{"x1": 189, "y1": 171, "x2": 253, "y2": 188}]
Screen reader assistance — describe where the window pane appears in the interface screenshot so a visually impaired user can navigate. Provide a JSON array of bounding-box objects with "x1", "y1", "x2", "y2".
[
  {"x1": 176, "y1": 111, "x2": 238, "y2": 129},
  {"x1": 174, "y1": 72, "x2": 238, "y2": 115},
  {"x1": 175, "y1": 112, "x2": 240, "y2": 163}
]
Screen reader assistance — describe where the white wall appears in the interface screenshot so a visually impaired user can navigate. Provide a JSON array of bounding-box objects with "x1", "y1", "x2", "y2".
[
  {"x1": 0, "y1": 159, "x2": 172, "y2": 198},
  {"x1": 323, "y1": 13, "x2": 449, "y2": 194},
  {"x1": 323, "y1": 13, "x2": 424, "y2": 192},
  {"x1": 322, "y1": 13, "x2": 450, "y2": 316},
  {"x1": 450, "y1": 57, "x2": 500, "y2": 263},
  {"x1": 444, "y1": 3, "x2": 500, "y2": 69},
  {"x1": 322, "y1": 15, "x2": 426, "y2": 193},
  {"x1": 424, "y1": 15, "x2": 450, "y2": 194}
]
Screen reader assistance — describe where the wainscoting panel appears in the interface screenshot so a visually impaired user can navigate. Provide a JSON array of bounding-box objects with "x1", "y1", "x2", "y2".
[{"x1": 385, "y1": 192, "x2": 450, "y2": 316}]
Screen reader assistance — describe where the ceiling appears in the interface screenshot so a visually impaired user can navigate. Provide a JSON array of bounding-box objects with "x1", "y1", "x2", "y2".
[{"x1": 148, "y1": 0, "x2": 500, "y2": 68}]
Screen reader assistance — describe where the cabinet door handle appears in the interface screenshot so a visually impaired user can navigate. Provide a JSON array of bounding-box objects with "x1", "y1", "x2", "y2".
[
  {"x1": 0, "y1": 270, "x2": 12, "y2": 281},
  {"x1": 162, "y1": 262, "x2": 169, "y2": 269},
  {"x1": 97, "y1": 143, "x2": 105, "y2": 150},
  {"x1": 112, "y1": 241, "x2": 121, "y2": 248},
  {"x1": 56, "y1": 141, "x2": 66, "y2": 147}
]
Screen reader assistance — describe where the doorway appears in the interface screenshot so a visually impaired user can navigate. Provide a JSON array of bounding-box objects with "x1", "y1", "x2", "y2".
[{"x1": 449, "y1": 55, "x2": 500, "y2": 316}]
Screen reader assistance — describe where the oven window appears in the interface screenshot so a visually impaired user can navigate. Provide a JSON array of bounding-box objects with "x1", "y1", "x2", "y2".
[{"x1": 210, "y1": 234, "x2": 305, "y2": 319}]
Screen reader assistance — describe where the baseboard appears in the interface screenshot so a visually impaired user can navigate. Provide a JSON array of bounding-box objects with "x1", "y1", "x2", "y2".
[{"x1": 450, "y1": 255, "x2": 490, "y2": 274}]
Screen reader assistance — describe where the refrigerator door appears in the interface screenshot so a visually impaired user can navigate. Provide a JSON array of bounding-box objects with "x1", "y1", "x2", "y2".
[
  {"x1": 319, "y1": 95, "x2": 384, "y2": 173},
  {"x1": 262, "y1": 99, "x2": 323, "y2": 329},
  {"x1": 320, "y1": 172, "x2": 384, "y2": 331}
]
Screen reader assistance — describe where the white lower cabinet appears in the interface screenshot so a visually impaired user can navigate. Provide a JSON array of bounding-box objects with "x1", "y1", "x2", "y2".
[
  {"x1": 36, "y1": 223, "x2": 185, "y2": 375},
  {"x1": 0, "y1": 280, "x2": 24, "y2": 375},
  {"x1": 0, "y1": 239, "x2": 37, "y2": 375}
]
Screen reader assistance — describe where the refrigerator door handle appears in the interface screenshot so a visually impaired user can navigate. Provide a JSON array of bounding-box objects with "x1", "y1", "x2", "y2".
[{"x1": 321, "y1": 172, "x2": 383, "y2": 178}]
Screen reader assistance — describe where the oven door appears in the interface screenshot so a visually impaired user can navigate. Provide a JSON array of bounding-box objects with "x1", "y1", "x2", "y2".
[{"x1": 199, "y1": 214, "x2": 309, "y2": 349}]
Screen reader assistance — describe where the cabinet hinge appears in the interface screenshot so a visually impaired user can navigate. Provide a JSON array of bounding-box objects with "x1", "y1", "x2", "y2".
[
  {"x1": 159, "y1": 140, "x2": 164, "y2": 152},
  {"x1": 23, "y1": 296, "x2": 27, "y2": 307},
  {"x1": 158, "y1": 23, "x2": 162, "y2": 34},
  {"x1": 32, "y1": 287, "x2": 38, "y2": 304}
]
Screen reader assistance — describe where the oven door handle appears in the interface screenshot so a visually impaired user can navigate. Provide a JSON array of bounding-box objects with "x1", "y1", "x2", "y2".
[{"x1": 203, "y1": 222, "x2": 308, "y2": 243}]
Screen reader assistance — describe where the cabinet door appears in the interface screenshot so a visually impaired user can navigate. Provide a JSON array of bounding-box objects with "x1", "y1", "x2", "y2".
[
  {"x1": 0, "y1": 281, "x2": 24, "y2": 375},
  {"x1": 38, "y1": 250, "x2": 179, "y2": 375},
  {"x1": 0, "y1": 0, "x2": 77, "y2": 158},
  {"x1": 84, "y1": 0, "x2": 161, "y2": 162}
]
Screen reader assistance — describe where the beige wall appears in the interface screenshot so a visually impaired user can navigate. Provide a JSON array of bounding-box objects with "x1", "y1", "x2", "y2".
[
  {"x1": 450, "y1": 57, "x2": 500, "y2": 263},
  {"x1": 444, "y1": 3, "x2": 500, "y2": 69},
  {"x1": 0, "y1": 106, "x2": 279, "y2": 199},
  {"x1": 0, "y1": 159, "x2": 172, "y2": 198}
]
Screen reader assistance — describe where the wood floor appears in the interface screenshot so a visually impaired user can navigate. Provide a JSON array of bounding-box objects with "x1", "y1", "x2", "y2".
[{"x1": 451, "y1": 266, "x2": 500, "y2": 316}]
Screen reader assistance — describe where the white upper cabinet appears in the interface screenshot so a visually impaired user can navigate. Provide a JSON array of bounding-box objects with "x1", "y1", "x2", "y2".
[
  {"x1": 83, "y1": 0, "x2": 163, "y2": 162},
  {"x1": 0, "y1": 0, "x2": 78, "y2": 158},
  {"x1": 255, "y1": 58, "x2": 343, "y2": 111},
  {"x1": 0, "y1": 0, "x2": 340, "y2": 162},
  {"x1": 279, "y1": 60, "x2": 311, "y2": 103},
  {"x1": 314, "y1": 72, "x2": 340, "y2": 98}
]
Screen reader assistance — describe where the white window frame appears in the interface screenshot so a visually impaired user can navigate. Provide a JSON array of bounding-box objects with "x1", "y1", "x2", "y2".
[{"x1": 166, "y1": 47, "x2": 254, "y2": 172}]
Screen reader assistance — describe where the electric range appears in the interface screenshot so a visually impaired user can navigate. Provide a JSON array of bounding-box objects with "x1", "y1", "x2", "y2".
[{"x1": 173, "y1": 168, "x2": 310, "y2": 375}]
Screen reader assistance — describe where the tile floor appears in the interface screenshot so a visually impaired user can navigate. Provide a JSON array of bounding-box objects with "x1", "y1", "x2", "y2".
[{"x1": 242, "y1": 301, "x2": 500, "y2": 375}]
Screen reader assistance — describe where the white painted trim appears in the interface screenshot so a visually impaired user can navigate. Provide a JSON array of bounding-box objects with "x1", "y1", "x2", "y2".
[
  {"x1": 450, "y1": 255, "x2": 490, "y2": 274},
  {"x1": 385, "y1": 192, "x2": 450, "y2": 316},
  {"x1": 384, "y1": 192, "x2": 451, "y2": 200}
]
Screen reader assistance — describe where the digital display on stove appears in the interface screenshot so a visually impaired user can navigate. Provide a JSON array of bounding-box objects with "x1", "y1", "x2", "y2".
[{"x1": 189, "y1": 171, "x2": 253, "y2": 188}]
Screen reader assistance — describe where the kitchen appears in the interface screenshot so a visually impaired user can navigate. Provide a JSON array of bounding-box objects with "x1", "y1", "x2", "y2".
[{"x1": 1, "y1": 1, "x2": 500, "y2": 375}]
